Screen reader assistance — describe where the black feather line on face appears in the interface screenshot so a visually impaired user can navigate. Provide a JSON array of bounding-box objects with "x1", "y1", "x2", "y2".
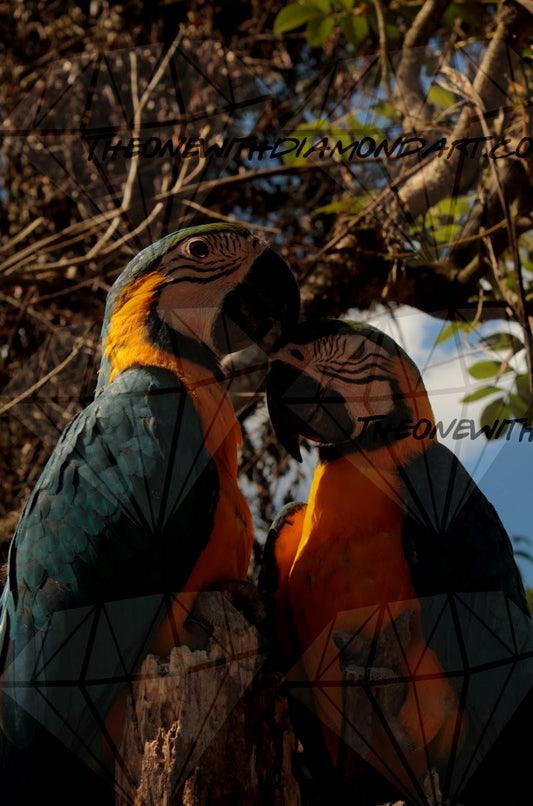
[
  {"x1": 146, "y1": 303, "x2": 224, "y2": 379},
  {"x1": 318, "y1": 377, "x2": 416, "y2": 461},
  {"x1": 318, "y1": 368, "x2": 393, "y2": 385}
]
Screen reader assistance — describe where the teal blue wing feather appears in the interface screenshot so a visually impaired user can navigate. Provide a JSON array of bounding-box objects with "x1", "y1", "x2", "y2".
[
  {"x1": 399, "y1": 442, "x2": 532, "y2": 805},
  {"x1": 0, "y1": 366, "x2": 219, "y2": 757},
  {"x1": 400, "y1": 442, "x2": 527, "y2": 611}
]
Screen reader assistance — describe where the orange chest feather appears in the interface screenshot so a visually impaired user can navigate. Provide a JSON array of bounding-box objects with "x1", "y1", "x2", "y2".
[{"x1": 289, "y1": 457, "x2": 416, "y2": 649}]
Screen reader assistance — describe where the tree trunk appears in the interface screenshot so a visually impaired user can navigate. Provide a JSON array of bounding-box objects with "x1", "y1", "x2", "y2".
[{"x1": 115, "y1": 582, "x2": 301, "y2": 806}]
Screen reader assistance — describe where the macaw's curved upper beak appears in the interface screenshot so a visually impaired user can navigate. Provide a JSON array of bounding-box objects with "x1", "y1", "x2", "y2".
[
  {"x1": 267, "y1": 359, "x2": 354, "y2": 462},
  {"x1": 213, "y1": 248, "x2": 301, "y2": 357}
]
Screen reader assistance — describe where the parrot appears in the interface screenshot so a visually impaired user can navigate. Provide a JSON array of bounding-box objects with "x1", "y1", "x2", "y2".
[
  {"x1": 0, "y1": 223, "x2": 300, "y2": 804},
  {"x1": 263, "y1": 318, "x2": 532, "y2": 806}
]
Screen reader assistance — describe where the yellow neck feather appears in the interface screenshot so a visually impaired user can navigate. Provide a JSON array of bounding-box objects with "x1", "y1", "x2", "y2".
[{"x1": 103, "y1": 272, "x2": 241, "y2": 470}]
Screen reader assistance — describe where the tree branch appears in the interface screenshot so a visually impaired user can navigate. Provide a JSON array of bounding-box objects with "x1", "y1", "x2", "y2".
[
  {"x1": 395, "y1": 1, "x2": 533, "y2": 220},
  {"x1": 395, "y1": 0, "x2": 452, "y2": 128}
]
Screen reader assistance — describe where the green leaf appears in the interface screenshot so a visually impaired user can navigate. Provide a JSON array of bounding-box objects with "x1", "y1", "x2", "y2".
[
  {"x1": 508, "y1": 392, "x2": 530, "y2": 419},
  {"x1": 385, "y1": 22, "x2": 400, "y2": 42},
  {"x1": 336, "y1": 0, "x2": 354, "y2": 9},
  {"x1": 313, "y1": 192, "x2": 372, "y2": 216},
  {"x1": 340, "y1": 14, "x2": 369, "y2": 48},
  {"x1": 443, "y1": 2, "x2": 484, "y2": 30},
  {"x1": 431, "y1": 195, "x2": 472, "y2": 218},
  {"x1": 516, "y1": 373, "x2": 532, "y2": 403},
  {"x1": 345, "y1": 113, "x2": 383, "y2": 140},
  {"x1": 461, "y1": 386, "x2": 501, "y2": 403},
  {"x1": 370, "y1": 100, "x2": 399, "y2": 122},
  {"x1": 428, "y1": 84, "x2": 456, "y2": 109},
  {"x1": 434, "y1": 320, "x2": 475, "y2": 345},
  {"x1": 480, "y1": 332, "x2": 524, "y2": 354},
  {"x1": 281, "y1": 118, "x2": 330, "y2": 166},
  {"x1": 273, "y1": 3, "x2": 323, "y2": 34},
  {"x1": 306, "y1": 15, "x2": 335, "y2": 46},
  {"x1": 430, "y1": 223, "x2": 462, "y2": 242},
  {"x1": 468, "y1": 360, "x2": 511, "y2": 380},
  {"x1": 313, "y1": 200, "x2": 354, "y2": 215},
  {"x1": 306, "y1": 0, "x2": 331, "y2": 10},
  {"x1": 480, "y1": 397, "x2": 511, "y2": 439}
]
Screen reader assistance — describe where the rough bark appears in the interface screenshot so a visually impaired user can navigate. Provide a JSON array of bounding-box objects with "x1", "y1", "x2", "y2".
[{"x1": 115, "y1": 583, "x2": 301, "y2": 806}]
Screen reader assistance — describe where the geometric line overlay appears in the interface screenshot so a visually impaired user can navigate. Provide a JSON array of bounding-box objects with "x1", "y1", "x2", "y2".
[
  {"x1": 284, "y1": 592, "x2": 533, "y2": 806},
  {"x1": 0, "y1": 591, "x2": 267, "y2": 800}
]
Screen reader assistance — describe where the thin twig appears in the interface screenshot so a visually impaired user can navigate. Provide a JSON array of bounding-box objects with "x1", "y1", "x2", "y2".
[
  {"x1": 373, "y1": 0, "x2": 393, "y2": 102},
  {"x1": 0, "y1": 218, "x2": 45, "y2": 255},
  {"x1": 181, "y1": 200, "x2": 281, "y2": 233},
  {"x1": 0, "y1": 335, "x2": 87, "y2": 418},
  {"x1": 85, "y1": 33, "x2": 183, "y2": 259}
]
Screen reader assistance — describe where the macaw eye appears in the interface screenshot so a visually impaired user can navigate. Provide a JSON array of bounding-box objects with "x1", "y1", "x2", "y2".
[
  {"x1": 290, "y1": 348, "x2": 304, "y2": 361},
  {"x1": 188, "y1": 239, "x2": 209, "y2": 259}
]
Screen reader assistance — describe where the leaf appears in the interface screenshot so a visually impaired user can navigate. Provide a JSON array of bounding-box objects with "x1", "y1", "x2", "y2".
[
  {"x1": 443, "y1": 2, "x2": 485, "y2": 30},
  {"x1": 513, "y1": 536, "x2": 533, "y2": 564},
  {"x1": 480, "y1": 332, "x2": 524, "y2": 354},
  {"x1": 384, "y1": 22, "x2": 400, "y2": 42},
  {"x1": 508, "y1": 392, "x2": 530, "y2": 419},
  {"x1": 480, "y1": 397, "x2": 511, "y2": 439},
  {"x1": 313, "y1": 193, "x2": 371, "y2": 216},
  {"x1": 306, "y1": 15, "x2": 335, "y2": 46},
  {"x1": 336, "y1": 0, "x2": 355, "y2": 9},
  {"x1": 461, "y1": 386, "x2": 501, "y2": 403},
  {"x1": 370, "y1": 100, "x2": 399, "y2": 122},
  {"x1": 313, "y1": 200, "x2": 353, "y2": 215},
  {"x1": 434, "y1": 320, "x2": 475, "y2": 345},
  {"x1": 430, "y1": 223, "x2": 462, "y2": 242},
  {"x1": 306, "y1": 0, "x2": 331, "y2": 10},
  {"x1": 513, "y1": 550, "x2": 533, "y2": 563},
  {"x1": 281, "y1": 118, "x2": 330, "y2": 166},
  {"x1": 273, "y1": 3, "x2": 323, "y2": 34},
  {"x1": 428, "y1": 84, "x2": 456, "y2": 109},
  {"x1": 468, "y1": 360, "x2": 511, "y2": 380},
  {"x1": 516, "y1": 373, "x2": 533, "y2": 404},
  {"x1": 512, "y1": 535, "x2": 533, "y2": 544},
  {"x1": 431, "y1": 195, "x2": 472, "y2": 218},
  {"x1": 345, "y1": 113, "x2": 383, "y2": 140},
  {"x1": 340, "y1": 14, "x2": 369, "y2": 48}
]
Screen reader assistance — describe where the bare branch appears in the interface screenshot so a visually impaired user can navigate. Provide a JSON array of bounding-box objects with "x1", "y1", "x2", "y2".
[
  {"x1": 395, "y1": 0, "x2": 452, "y2": 128},
  {"x1": 396, "y1": 2, "x2": 533, "y2": 219}
]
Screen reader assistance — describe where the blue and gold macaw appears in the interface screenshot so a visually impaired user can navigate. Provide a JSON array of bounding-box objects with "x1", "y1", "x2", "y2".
[
  {"x1": 264, "y1": 319, "x2": 532, "y2": 806},
  {"x1": 0, "y1": 223, "x2": 300, "y2": 803}
]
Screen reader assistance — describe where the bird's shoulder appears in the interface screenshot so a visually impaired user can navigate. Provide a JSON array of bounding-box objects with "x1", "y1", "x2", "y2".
[{"x1": 400, "y1": 441, "x2": 528, "y2": 612}]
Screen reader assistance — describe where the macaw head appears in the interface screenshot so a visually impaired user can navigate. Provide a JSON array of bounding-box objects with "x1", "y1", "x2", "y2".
[
  {"x1": 97, "y1": 223, "x2": 300, "y2": 390},
  {"x1": 267, "y1": 319, "x2": 435, "y2": 462}
]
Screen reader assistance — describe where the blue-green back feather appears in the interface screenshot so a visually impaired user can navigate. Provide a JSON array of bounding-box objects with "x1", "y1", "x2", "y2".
[{"x1": 0, "y1": 365, "x2": 218, "y2": 754}]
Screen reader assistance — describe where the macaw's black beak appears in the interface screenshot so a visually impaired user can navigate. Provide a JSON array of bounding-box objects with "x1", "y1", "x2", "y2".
[
  {"x1": 267, "y1": 359, "x2": 354, "y2": 462},
  {"x1": 213, "y1": 248, "x2": 300, "y2": 357}
]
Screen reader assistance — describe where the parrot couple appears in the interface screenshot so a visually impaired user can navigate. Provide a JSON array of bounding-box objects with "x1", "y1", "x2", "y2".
[{"x1": 0, "y1": 224, "x2": 530, "y2": 806}]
